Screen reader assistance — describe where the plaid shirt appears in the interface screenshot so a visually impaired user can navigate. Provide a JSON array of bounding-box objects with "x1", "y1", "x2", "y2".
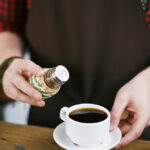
[
  {"x1": 0, "y1": 0, "x2": 150, "y2": 37},
  {"x1": 0, "y1": 0, "x2": 29, "y2": 36}
]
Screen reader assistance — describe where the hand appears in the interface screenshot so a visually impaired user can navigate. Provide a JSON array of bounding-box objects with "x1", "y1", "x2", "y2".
[
  {"x1": 110, "y1": 67, "x2": 150, "y2": 148},
  {"x1": 2, "y1": 58, "x2": 45, "y2": 107}
]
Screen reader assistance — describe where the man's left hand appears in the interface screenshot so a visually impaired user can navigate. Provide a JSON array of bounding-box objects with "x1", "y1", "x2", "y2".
[{"x1": 110, "y1": 67, "x2": 150, "y2": 148}]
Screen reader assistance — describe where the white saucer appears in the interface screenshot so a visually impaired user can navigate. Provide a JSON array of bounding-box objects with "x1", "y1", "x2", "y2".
[{"x1": 53, "y1": 122, "x2": 122, "y2": 150}]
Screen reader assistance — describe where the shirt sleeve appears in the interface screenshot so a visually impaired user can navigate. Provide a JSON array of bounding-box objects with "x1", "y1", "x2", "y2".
[
  {"x1": 146, "y1": 2, "x2": 150, "y2": 29},
  {"x1": 0, "y1": 0, "x2": 28, "y2": 37}
]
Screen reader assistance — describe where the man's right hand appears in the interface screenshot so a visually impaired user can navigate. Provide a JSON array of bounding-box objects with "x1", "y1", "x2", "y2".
[{"x1": 2, "y1": 58, "x2": 45, "y2": 107}]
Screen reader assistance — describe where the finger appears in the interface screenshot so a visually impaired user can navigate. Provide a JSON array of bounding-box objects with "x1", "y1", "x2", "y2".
[
  {"x1": 120, "y1": 113, "x2": 135, "y2": 126},
  {"x1": 120, "y1": 123, "x2": 131, "y2": 135},
  {"x1": 119, "y1": 119, "x2": 129, "y2": 128},
  {"x1": 119, "y1": 119, "x2": 131, "y2": 135},
  {"x1": 22, "y1": 71, "x2": 32, "y2": 78},
  {"x1": 14, "y1": 59, "x2": 44, "y2": 76},
  {"x1": 117, "y1": 116, "x2": 147, "y2": 148},
  {"x1": 110, "y1": 93, "x2": 128, "y2": 131},
  {"x1": 7, "y1": 84, "x2": 45, "y2": 107},
  {"x1": 13, "y1": 75, "x2": 42, "y2": 100},
  {"x1": 146, "y1": 120, "x2": 150, "y2": 127}
]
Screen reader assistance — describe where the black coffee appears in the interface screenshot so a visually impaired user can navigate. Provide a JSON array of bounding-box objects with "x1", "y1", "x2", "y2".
[{"x1": 69, "y1": 108, "x2": 107, "y2": 123}]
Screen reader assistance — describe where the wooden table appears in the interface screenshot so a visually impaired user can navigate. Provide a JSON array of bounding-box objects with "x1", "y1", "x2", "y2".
[{"x1": 0, "y1": 121, "x2": 149, "y2": 150}]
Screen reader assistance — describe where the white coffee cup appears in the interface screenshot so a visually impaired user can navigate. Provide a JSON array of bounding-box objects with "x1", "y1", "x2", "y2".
[{"x1": 60, "y1": 103, "x2": 110, "y2": 147}]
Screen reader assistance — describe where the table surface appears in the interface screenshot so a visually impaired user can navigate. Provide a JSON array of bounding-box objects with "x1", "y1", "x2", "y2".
[{"x1": 0, "y1": 121, "x2": 149, "y2": 150}]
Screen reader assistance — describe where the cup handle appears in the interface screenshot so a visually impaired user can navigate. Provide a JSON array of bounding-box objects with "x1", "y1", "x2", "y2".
[{"x1": 60, "y1": 107, "x2": 68, "y2": 121}]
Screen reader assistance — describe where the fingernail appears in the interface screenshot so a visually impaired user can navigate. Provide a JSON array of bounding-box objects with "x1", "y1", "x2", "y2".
[
  {"x1": 110, "y1": 122, "x2": 115, "y2": 131},
  {"x1": 33, "y1": 93, "x2": 41, "y2": 100},
  {"x1": 36, "y1": 101, "x2": 45, "y2": 107}
]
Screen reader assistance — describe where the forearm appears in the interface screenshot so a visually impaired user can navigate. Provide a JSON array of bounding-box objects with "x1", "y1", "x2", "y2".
[
  {"x1": 0, "y1": 32, "x2": 23, "y2": 64},
  {"x1": 0, "y1": 32, "x2": 23, "y2": 101}
]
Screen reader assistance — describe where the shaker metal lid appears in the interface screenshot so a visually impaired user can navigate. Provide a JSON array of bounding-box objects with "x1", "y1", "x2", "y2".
[{"x1": 53, "y1": 65, "x2": 69, "y2": 84}]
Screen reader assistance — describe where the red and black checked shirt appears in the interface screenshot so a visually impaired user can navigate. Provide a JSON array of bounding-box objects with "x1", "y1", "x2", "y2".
[
  {"x1": 0, "y1": 0, "x2": 29, "y2": 36},
  {"x1": 0, "y1": 0, "x2": 150, "y2": 37}
]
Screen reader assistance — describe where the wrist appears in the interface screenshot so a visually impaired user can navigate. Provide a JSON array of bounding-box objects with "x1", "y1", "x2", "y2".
[
  {"x1": 0, "y1": 56, "x2": 22, "y2": 88},
  {"x1": 0, "y1": 56, "x2": 22, "y2": 101}
]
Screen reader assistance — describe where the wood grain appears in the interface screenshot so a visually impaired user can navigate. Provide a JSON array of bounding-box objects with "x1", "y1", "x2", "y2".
[
  {"x1": 0, "y1": 121, "x2": 62, "y2": 150},
  {"x1": 0, "y1": 121, "x2": 149, "y2": 150}
]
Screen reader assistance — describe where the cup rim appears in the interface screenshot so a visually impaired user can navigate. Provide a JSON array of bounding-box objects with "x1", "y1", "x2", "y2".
[{"x1": 65, "y1": 103, "x2": 110, "y2": 126}]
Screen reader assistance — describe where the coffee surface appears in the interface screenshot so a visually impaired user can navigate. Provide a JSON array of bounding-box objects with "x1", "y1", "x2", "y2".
[{"x1": 69, "y1": 108, "x2": 107, "y2": 123}]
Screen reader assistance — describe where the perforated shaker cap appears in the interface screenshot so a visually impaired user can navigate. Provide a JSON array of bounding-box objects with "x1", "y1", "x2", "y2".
[{"x1": 52, "y1": 65, "x2": 69, "y2": 85}]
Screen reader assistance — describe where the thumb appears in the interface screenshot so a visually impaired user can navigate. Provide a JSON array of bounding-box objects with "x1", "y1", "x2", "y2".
[
  {"x1": 15, "y1": 59, "x2": 44, "y2": 76},
  {"x1": 110, "y1": 93, "x2": 128, "y2": 131}
]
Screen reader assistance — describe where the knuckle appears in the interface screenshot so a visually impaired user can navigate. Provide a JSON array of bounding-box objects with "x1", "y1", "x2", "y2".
[
  {"x1": 10, "y1": 91, "x2": 19, "y2": 100},
  {"x1": 26, "y1": 88, "x2": 35, "y2": 97},
  {"x1": 13, "y1": 90, "x2": 20, "y2": 99},
  {"x1": 116, "y1": 91, "x2": 128, "y2": 104},
  {"x1": 3, "y1": 84, "x2": 12, "y2": 96},
  {"x1": 17, "y1": 59, "x2": 31, "y2": 69},
  {"x1": 15, "y1": 80, "x2": 22, "y2": 89},
  {"x1": 21, "y1": 96, "x2": 35, "y2": 105},
  {"x1": 5, "y1": 89, "x2": 12, "y2": 98},
  {"x1": 28, "y1": 61, "x2": 41, "y2": 70},
  {"x1": 24, "y1": 59, "x2": 34, "y2": 66},
  {"x1": 5, "y1": 87, "x2": 11, "y2": 95},
  {"x1": 16, "y1": 94, "x2": 27, "y2": 103},
  {"x1": 117, "y1": 87, "x2": 127, "y2": 97},
  {"x1": 23, "y1": 60, "x2": 41, "y2": 71},
  {"x1": 116, "y1": 92, "x2": 125, "y2": 101},
  {"x1": 25, "y1": 98, "x2": 35, "y2": 105},
  {"x1": 23, "y1": 59, "x2": 31, "y2": 66}
]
